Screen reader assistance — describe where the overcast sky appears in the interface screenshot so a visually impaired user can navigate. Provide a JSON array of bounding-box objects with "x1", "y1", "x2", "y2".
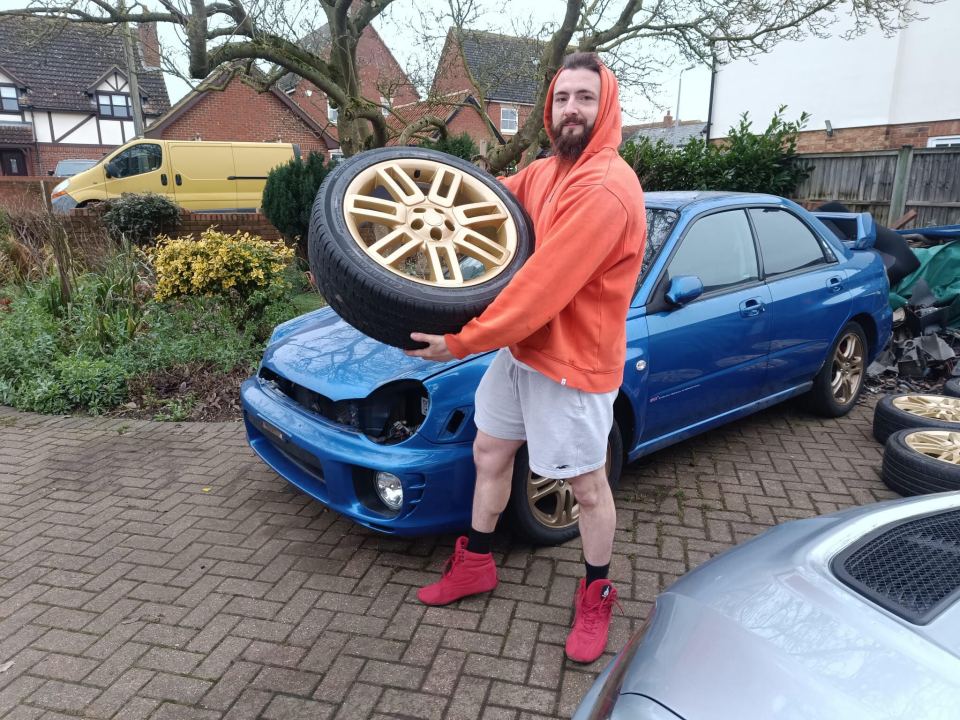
[{"x1": 0, "y1": 0, "x2": 714, "y2": 125}]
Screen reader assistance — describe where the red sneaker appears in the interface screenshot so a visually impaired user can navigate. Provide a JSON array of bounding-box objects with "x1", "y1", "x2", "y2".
[
  {"x1": 565, "y1": 578, "x2": 618, "y2": 663},
  {"x1": 417, "y1": 536, "x2": 498, "y2": 606}
]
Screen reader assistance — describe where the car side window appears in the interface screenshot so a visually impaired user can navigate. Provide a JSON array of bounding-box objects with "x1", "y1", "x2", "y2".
[
  {"x1": 667, "y1": 210, "x2": 758, "y2": 293},
  {"x1": 111, "y1": 144, "x2": 162, "y2": 178},
  {"x1": 749, "y1": 208, "x2": 828, "y2": 276}
]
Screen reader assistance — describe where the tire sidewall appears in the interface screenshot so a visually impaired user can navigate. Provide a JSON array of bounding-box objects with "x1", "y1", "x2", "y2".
[
  {"x1": 873, "y1": 393, "x2": 960, "y2": 445},
  {"x1": 810, "y1": 321, "x2": 867, "y2": 417},
  {"x1": 882, "y1": 428, "x2": 960, "y2": 495}
]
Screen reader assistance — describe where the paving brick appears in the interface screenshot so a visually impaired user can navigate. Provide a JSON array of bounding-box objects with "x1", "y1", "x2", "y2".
[
  {"x1": 27, "y1": 679, "x2": 100, "y2": 713},
  {"x1": 263, "y1": 693, "x2": 337, "y2": 720}
]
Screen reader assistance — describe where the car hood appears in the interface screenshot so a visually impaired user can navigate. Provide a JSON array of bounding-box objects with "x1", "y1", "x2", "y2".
[
  {"x1": 261, "y1": 307, "x2": 476, "y2": 400},
  {"x1": 619, "y1": 493, "x2": 960, "y2": 720}
]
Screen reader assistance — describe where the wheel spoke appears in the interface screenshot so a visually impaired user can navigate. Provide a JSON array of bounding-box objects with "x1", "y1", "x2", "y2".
[
  {"x1": 426, "y1": 167, "x2": 462, "y2": 207},
  {"x1": 452, "y1": 202, "x2": 510, "y2": 229},
  {"x1": 893, "y1": 395, "x2": 960, "y2": 422},
  {"x1": 452, "y1": 229, "x2": 510, "y2": 267},
  {"x1": 345, "y1": 194, "x2": 405, "y2": 226},
  {"x1": 371, "y1": 229, "x2": 422, "y2": 267},
  {"x1": 529, "y1": 475, "x2": 559, "y2": 502},
  {"x1": 376, "y1": 163, "x2": 425, "y2": 205},
  {"x1": 905, "y1": 431, "x2": 960, "y2": 465}
]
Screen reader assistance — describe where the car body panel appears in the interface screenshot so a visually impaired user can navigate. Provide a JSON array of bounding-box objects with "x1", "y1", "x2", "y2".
[
  {"x1": 573, "y1": 492, "x2": 960, "y2": 720},
  {"x1": 241, "y1": 191, "x2": 893, "y2": 536}
]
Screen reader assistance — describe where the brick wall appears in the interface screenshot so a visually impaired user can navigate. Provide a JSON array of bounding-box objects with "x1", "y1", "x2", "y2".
[
  {"x1": 63, "y1": 207, "x2": 283, "y2": 240},
  {"x1": 149, "y1": 75, "x2": 329, "y2": 156},
  {"x1": 796, "y1": 119, "x2": 960, "y2": 153},
  {"x1": 0, "y1": 176, "x2": 63, "y2": 212},
  {"x1": 35, "y1": 143, "x2": 115, "y2": 177}
]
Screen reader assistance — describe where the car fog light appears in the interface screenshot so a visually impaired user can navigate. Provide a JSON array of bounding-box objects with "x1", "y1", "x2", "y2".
[{"x1": 375, "y1": 472, "x2": 403, "y2": 510}]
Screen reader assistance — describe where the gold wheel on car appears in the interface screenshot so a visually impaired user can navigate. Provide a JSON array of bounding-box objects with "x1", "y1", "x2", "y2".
[
  {"x1": 343, "y1": 158, "x2": 519, "y2": 287},
  {"x1": 526, "y1": 443, "x2": 614, "y2": 531},
  {"x1": 903, "y1": 430, "x2": 960, "y2": 465},
  {"x1": 830, "y1": 330, "x2": 865, "y2": 405},
  {"x1": 891, "y1": 395, "x2": 960, "y2": 422}
]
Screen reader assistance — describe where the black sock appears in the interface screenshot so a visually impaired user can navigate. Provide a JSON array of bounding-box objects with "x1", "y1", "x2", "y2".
[
  {"x1": 466, "y1": 528, "x2": 494, "y2": 554},
  {"x1": 585, "y1": 561, "x2": 609, "y2": 587}
]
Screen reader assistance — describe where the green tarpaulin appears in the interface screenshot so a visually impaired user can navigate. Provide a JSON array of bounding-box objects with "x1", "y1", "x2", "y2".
[{"x1": 889, "y1": 241, "x2": 960, "y2": 328}]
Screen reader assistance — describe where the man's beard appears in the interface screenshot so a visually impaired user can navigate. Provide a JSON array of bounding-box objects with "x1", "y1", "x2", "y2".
[{"x1": 552, "y1": 120, "x2": 592, "y2": 161}]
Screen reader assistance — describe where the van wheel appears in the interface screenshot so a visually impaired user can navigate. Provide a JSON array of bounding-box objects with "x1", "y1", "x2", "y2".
[
  {"x1": 307, "y1": 147, "x2": 533, "y2": 349},
  {"x1": 506, "y1": 423, "x2": 624, "y2": 546}
]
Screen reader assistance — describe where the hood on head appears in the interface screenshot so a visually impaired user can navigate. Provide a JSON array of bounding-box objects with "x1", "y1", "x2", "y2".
[{"x1": 543, "y1": 60, "x2": 623, "y2": 159}]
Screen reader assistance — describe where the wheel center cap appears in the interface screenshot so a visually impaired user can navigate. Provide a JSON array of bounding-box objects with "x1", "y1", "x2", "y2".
[{"x1": 424, "y1": 209, "x2": 445, "y2": 227}]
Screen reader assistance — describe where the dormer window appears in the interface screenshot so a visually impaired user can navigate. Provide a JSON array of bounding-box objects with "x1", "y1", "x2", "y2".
[
  {"x1": 97, "y1": 92, "x2": 132, "y2": 118},
  {"x1": 0, "y1": 84, "x2": 18, "y2": 113}
]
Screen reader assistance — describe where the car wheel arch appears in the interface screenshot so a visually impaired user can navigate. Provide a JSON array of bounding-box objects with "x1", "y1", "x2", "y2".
[{"x1": 614, "y1": 391, "x2": 636, "y2": 459}]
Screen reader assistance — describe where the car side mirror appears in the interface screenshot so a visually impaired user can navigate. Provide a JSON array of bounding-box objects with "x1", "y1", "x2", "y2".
[
  {"x1": 104, "y1": 160, "x2": 119, "y2": 178},
  {"x1": 665, "y1": 275, "x2": 704, "y2": 307}
]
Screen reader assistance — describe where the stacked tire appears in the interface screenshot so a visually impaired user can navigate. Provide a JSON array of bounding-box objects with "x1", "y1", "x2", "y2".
[{"x1": 874, "y1": 386, "x2": 960, "y2": 496}]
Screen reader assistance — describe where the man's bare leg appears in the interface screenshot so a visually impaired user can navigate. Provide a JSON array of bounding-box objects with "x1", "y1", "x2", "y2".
[
  {"x1": 568, "y1": 466, "x2": 615, "y2": 565},
  {"x1": 471, "y1": 430, "x2": 525, "y2": 532}
]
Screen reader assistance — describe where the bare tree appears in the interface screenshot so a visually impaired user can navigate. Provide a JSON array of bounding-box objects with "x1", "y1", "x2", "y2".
[{"x1": 0, "y1": 0, "x2": 934, "y2": 171}]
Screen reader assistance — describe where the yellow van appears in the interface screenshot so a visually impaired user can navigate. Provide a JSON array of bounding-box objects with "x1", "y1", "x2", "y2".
[{"x1": 50, "y1": 139, "x2": 299, "y2": 214}]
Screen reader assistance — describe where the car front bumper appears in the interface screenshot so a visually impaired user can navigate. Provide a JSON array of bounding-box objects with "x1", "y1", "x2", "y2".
[
  {"x1": 51, "y1": 194, "x2": 78, "y2": 214},
  {"x1": 240, "y1": 376, "x2": 476, "y2": 536}
]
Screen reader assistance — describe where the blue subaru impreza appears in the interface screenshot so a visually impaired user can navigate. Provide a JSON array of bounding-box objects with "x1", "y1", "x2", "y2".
[{"x1": 241, "y1": 192, "x2": 892, "y2": 545}]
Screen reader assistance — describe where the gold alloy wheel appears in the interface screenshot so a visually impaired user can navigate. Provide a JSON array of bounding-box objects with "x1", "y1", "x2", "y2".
[
  {"x1": 831, "y1": 331, "x2": 865, "y2": 405},
  {"x1": 891, "y1": 395, "x2": 960, "y2": 422},
  {"x1": 904, "y1": 430, "x2": 960, "y2": 466},
  {"x1": 343, "y1": 158, "x2": 518, "y2": 287},
  {"x1": 527, "y1": 443, "x2": 614, "y2": 530}
]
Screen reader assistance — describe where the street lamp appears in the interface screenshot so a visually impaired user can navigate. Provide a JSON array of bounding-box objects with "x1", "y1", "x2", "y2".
[{"x1": 675, "y1": 64, "x2": 696, "y2": 127}]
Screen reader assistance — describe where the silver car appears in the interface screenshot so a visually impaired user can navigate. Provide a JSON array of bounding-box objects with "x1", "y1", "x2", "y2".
[{"x1": 574, "y1": 492, "x2": 960, "y2": 720}]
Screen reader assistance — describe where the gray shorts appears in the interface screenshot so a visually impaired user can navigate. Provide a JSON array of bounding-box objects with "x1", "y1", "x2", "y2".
[{"x1": 474, "y1": 349, "x2": 617, "y2": 479}]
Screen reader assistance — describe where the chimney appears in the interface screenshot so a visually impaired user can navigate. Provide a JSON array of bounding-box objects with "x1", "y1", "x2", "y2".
[
  {"x1": 138, "y1": 22, "x2": 161, "y2": 69},
  {"x1": 662, "y1": 113, "x2": 674, "y2": 126}
]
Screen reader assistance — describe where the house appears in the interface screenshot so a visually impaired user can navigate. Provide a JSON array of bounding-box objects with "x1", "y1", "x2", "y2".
[
  {"x1": 708, "y1": 1, "x2": 960, "y2": 153},
  {"x1": 277, "y1": 24, "x2": 420, "y2": 157},
  {"x1": 419, "y1": 29, "x2": 544, "y2": 153},
  {"x1": 144, "y1": 67, "x2": 336, "y2": 157},
  {"x1": 0, "y1": 16, "x2": 170, "y2": 176},
  {"x1": 622, "y1": 114, "x2": 707, "y2": 147}
]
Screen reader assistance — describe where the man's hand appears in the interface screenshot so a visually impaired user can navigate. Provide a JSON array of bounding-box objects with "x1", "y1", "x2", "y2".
[{"x1": 405, "y1": 333, "x2": 455, "y2": 362}]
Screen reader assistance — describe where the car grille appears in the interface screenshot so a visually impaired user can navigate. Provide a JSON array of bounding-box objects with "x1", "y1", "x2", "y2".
[
  {"x1": 832, "y1": 509, "x2": 960, "y2": 625},
  {"x1": 259, "y1": 367, "x2": 359, "y2": 430}
]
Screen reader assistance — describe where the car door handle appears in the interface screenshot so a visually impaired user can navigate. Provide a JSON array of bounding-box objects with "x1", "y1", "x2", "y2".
[
  {"x1": 739, "y1": 298, "x2": 765, "y2": 317},
  {"x1": 175, "y1": 174, "x2": 182, "y2": 186},
  {"x1": 160, "y1": 173, "x2": 167, "y2": 186},
  {"x1": 827, "y1": 276, "x2": 843, "y2": 293}
]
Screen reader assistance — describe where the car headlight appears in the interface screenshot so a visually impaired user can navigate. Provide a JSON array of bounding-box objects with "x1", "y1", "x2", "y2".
[
  {"x1": 341, "y1": 380, "x2": 428, "y2": 444},
  {"x1": 375, "y1": 472, "x2": 404, "y2": 510},
  {"x1": 51, "y1": 179, "x2": 70, "y2": 199}
]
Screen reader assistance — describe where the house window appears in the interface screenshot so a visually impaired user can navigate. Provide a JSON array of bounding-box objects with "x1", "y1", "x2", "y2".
[
  {"x1": 97, "y1": 92, "x2": 132, "y2": 118},
  {"x1": 0, "y1": 84, "x2": 18, "y2": 113},
  {"x1": 501, "y1": 107, "x2": 518, "y2": 134},
  {"x1": 928, "y1": 135, "x2": 960, "y2": 148},
  {"x1": 380, "y1": 96, "x2": 392, "y2": 117},
  {"x1": 327, "y1": 102, "x2": 338, "y2": 124}
]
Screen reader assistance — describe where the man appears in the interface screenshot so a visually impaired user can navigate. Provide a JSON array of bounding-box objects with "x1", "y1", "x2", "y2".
[{"x1": 406, "y1": 52, "x2": 646, "y2": 664}]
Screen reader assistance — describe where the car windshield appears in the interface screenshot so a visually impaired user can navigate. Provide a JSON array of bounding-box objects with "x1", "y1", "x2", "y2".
[
  {"x1": 56, "y1": 160, "x2": 96, "y2": 177},
  {"x1": 641, "y1": 207, "x2": 679, "y2": 279}
]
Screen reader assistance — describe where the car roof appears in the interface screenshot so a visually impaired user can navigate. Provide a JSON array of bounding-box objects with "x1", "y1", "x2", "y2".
[{"x1": 644, "y1": 191, "x2": 785, "y2": 211}]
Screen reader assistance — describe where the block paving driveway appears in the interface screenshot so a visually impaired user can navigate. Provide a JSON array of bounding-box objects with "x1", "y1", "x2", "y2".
[{"x1": 0, "y1": 396, "x2": 895, "y2": 720}]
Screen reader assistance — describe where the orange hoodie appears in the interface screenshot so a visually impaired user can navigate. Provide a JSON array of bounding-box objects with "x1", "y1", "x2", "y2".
[{"x1": 444, "y1": 63, "x2": 647, "y2": 393}]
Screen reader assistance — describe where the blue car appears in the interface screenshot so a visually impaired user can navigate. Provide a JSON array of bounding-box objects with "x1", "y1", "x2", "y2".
[{"x1": 240, "y1": 192, "x2": 892, "y2": 545}]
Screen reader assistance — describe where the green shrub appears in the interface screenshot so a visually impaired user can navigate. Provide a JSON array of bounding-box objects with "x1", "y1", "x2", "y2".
[
  {"x1": 54, "y1": 356, "x2": 128, "y2": 413},
  {"x1": 101, "y1": 192, "x2": 181, "y2": 246},
  {"x1": 261, "y1": 152, "x2": 336, "y2": 255},
  {"x1": 621, "y1": 107, "x2": 812, "y2": 196},
  {"x1": 419, "y1": 132, "x2": 480, "y2": 161}
]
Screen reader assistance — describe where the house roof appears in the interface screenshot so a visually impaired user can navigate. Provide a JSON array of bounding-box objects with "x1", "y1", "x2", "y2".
[
  {"x1": 455, "y1": 30, "x2": 544, "y2": 104},
  {"x1": 624, "y1": 120, "x2": 707, "y2": 147},
  {"x1": 276, "y1": 26, "x2": 331, "y2": 92},
  {"x1": 0, "y1": 121, "x2": 34, "y2": 145},
  {"x1": 0, "y1": 16, "x2": 169, "y2": 115}
]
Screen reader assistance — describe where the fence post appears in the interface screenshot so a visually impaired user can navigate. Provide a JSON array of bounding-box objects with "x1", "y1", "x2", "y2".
[{"x1": 889, "y1": 144, "x2": 914, "y2": 222}]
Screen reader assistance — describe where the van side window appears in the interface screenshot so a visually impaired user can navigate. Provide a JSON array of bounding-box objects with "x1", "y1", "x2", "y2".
[{"x1": 111, "y1": 144, "x2": 162, "y2": 178}]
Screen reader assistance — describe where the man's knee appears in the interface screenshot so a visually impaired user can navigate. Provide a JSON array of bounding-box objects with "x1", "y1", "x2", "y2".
[
  {"x1": 569, "y1": 468, "x2": 610, "y2": 509},
  {"x1": 473, "y1": 432, "x2": 523, "y2": 477}
]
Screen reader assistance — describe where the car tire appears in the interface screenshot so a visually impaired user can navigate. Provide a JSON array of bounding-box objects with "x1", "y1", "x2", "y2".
[
  {"x1": 872, "y1": 393, "x2": 960, "y2": 444},
  {"x1": 805, "y1": 321, "x2": 867, "y2": 417},
  {"x1": 882, "y1": 428, "x2": 960, "y2": 495},
  {"x1": 943, "y1": 378, "x2": 960, "y2": 399},
  {"x1": 506, "y1": 423, "x2": 624, "y2": 546},
  {"x1": 307, "y1": 147, "x2": 534, "y2": 349}
]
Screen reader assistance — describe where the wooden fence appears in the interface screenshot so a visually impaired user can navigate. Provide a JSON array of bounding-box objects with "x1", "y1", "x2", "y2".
[{"x1": 792, "y1": 146, "x2": 960, "y2": 228}]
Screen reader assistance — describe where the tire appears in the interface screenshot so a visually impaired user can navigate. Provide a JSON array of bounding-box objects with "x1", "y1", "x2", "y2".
[
  {"x1": 882, "y1": 428, "x2": 960, "y2": 495},
  {"x1": 943, "y1": 378, "x2": 960, "y2": 399},
  {"x1": 506, "y1": 423, "x2": 624, "y2": 546},
  {"x1": 805, "y1": 321, "x2": 868, "y2": 417},
  {"x1": 308, "y1": 147, "x2": 534, "y2": 349},
  {"x1": 872, "y1": 393, "x2": 960, "y2": 445}
]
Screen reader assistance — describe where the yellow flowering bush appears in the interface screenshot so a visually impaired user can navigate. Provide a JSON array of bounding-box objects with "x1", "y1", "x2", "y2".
[{"x1": 150, "y1": 229, "x2": 294, "y2": 304}]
